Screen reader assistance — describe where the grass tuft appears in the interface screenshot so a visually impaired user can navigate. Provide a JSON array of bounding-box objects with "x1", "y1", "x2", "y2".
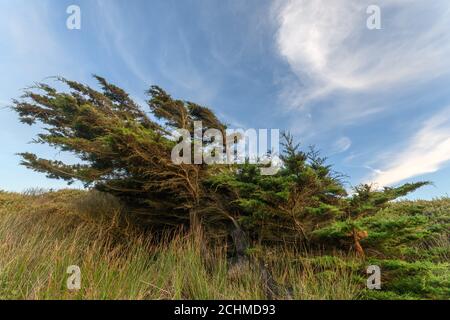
[{"x1": 0, "y1": 189, "x2": 364, "y2": 300}]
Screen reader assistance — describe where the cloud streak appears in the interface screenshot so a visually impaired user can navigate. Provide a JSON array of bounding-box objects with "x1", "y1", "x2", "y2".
[
  {"x1": 273, "y1": 0, "x2": 450, "y2": 186},
  {"x1": 274, "y1": 0, "x2": 450, "y2": 107},
  {"x1": 369, "y1": 107, "x2": 450, "y2": 186},
  {"x1": 332, "y1": 137, "x2": 352, "y2": 154},
  {"x1": 94, "y1": 0, "x2": 154, "y2": 86}
]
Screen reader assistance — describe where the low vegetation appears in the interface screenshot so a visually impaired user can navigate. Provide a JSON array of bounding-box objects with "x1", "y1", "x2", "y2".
[
  {"x1": 0, "y1": 189, "x2": 447, "y2": 299},
  {"x1": 3, "y1": 76, "x2": 448, "y2": 300}
]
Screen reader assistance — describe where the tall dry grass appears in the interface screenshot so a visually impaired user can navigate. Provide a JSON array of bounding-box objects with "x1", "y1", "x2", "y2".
[{"x1": 0, "y1": 189, "x2": 362, "y2": 300}]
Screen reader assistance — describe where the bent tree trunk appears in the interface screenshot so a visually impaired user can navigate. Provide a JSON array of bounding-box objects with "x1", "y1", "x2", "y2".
[
  {"x1": 229, "y1": 223, "x2": 281, "y2": 299},
  {"x1": 189, "y1": 208, "x2": 200, "y2": 231},
  {"x1": 352, "y1": 228, "x2": 365, "y2": 258},
  {"x1": 230, "y1": 224, "x2": 249, "y2": 265}
]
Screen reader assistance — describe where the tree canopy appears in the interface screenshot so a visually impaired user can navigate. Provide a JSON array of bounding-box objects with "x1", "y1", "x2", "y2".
[{"x1": 12, "y1": 76, "x2": 428, "y2": 255}]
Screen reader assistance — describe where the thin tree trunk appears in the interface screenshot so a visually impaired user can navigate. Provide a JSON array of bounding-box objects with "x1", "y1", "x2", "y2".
[
  {"x1": 230, "y1": 224, "x2": 249, "y2": 265},
  {"x1": 189, "y1": 208, "x2": 200, "y2": 231},
  {"x1": 229, "y1": 224, "x2": 283, "y2": 299},
  {"x1": 352, "y1": 228, "x2": 365, "y2": 258}
]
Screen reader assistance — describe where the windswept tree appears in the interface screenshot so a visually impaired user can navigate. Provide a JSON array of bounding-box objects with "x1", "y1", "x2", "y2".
[
  {"x1": 207, "y1": 133, "x2": 348, "y2": 245},
  {"x1": 12, "y1": 76, "x2": 225, "y2": 230},
  {"x1": 208, "y1": 133, "x2": 428, "y2": 255},
  {"x1": 12, "y1": 76, "x2": 428, "y2": 257},
  {"x1": 314, "y1": 181, "x2": 429, "y2": 257}
]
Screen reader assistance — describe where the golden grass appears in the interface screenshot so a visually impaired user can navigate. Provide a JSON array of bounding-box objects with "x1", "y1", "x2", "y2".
[{"x1": 0, "y1": 189, "x2": 362, "y2": 300}]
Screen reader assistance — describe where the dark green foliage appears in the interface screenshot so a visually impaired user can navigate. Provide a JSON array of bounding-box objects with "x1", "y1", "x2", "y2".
[
  {"x1": 314, "y1": 193, "x2": 447, "y2": 255},
  {"x1": 12, "y1": 76, "x2": 429, "y2": 253},
  {"x1": 10, "y1": 76, "x2": 449, "y2": 300},
  {"x1": 13, "y1": 76, "x2": 226, "y2": 229},
  {"x1": 364, "y1": 259, "x2": 449, "y2": 300},
  {"x1": 316, "y1": 198, "x2": 450, "y2": 300},
  {"x1": 207, "y1": 133, "x2": 348, "y2": 244},
  {"x1": 208, "y1": 133, "x2": 427, "y2": 255}
]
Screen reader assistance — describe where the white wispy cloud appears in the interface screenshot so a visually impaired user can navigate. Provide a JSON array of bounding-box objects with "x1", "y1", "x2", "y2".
[
  {"x1": 0, "y1": 1, "x2": 58, "y2": 54},
  {"x1": 0, "y1": 100, "x2": 10, "y2": 107},
  {"x1": 94, "y1": 0, "x2": 154, "y2": 86},
  {"x1": 94, "y1": 0, "x2": 219, "y2": 106},
  {"x1": 332, "y1": 136, "x2": 352, "y2": 154},
  {"x1": 274, "y1": 0, "x2": 450, "y2": 107},
  {"x1": 369, "y1": 107, "x2": 450, "y2": 186},
  {"x1": 0, "y1": 1, "x2": 64, "y2": 77},
  {"x1": 273, "y1": 0, "x2": 450, "y2": 142},
  {"x1": 273, "y1": 0, "x2": 450, "y2": 184}
]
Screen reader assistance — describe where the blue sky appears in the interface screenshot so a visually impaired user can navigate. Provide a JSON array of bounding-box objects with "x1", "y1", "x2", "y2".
[{"x1": 1, "y1": 0, "x2": 450, "y2": 199}]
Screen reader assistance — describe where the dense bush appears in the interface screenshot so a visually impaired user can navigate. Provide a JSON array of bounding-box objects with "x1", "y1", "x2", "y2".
[
  {"x1": 13, "y1": 77, "x2": 225, "y2": 230},
  {"x1": 0, "y1": 190, "x2": 362, "y2": 300},
  {"x1": 12, "y1": 76, "x2": 429, "y2": 257}
]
